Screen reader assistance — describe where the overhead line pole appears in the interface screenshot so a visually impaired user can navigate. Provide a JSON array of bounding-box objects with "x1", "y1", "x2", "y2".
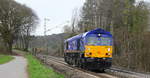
[
  {"x1": 44, "y1": 18, "x2": 50, "y2": 63},
  {"x1": 43, "y1": 20, "x2": 69, "y2": 63}
]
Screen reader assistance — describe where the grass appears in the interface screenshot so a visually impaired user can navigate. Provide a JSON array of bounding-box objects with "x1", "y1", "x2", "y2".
[
  {"x1": 26, "y1": 54, "x2": 64, "y2": 78},
  {"x1": 0, "y1": 55, "x2": 14, "y2": 64}
]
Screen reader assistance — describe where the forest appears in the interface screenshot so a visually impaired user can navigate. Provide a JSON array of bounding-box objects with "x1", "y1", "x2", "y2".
[
  {"x1": 1, "y1": 0, "x2": 150, "y2": 73},
  {"x1": 63, "y1": 0, "x2": 150, "y2": 72},
  {"x1": 24, "y1": 0, "x2": 150, "y2": 73}
]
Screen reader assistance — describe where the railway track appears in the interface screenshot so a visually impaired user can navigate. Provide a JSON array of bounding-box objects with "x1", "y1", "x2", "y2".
[
  {"x1": 46, "y1": 55, "x2": 118, "y2": 78},
  {"x1": 36, "y1": 54, "x2": 150, "y2": 78},
  {"x1": 106, "y1": 67, "x2": 150, "y2": 78},
  {"x1": 36, "y1": 54, "x2": 117, "y2": 78}
]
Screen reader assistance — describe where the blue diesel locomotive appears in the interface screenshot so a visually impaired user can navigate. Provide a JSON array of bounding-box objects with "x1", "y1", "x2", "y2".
[{"x1": 64, "y1": 28, "x2": 113, "y2": 71}]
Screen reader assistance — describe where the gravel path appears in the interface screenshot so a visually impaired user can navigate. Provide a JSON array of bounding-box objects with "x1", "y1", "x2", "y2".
[{"x1": 0, "y1": 56, "x2": 28, "y2": 78}]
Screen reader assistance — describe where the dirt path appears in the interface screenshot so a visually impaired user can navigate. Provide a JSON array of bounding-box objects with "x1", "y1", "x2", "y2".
[{"x1": 0, "y1": 56, "x2": 28, "y2": 78}]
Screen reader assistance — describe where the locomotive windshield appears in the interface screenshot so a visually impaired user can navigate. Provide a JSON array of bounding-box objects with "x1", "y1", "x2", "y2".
[{"x1": 86, "y1": 35, "x2": 112, "y2": 46}]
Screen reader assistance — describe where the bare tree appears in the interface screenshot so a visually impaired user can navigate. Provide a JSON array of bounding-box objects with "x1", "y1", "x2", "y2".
[
  {"x1": 19, "y1": 5, "x2": 38, "y2": 51},
  {"x1": 0, "y1": 0, "x2": 38, "y2": 54},
  {"x1": 71, "y1": 8, "x2": 79, "y2": 34}
]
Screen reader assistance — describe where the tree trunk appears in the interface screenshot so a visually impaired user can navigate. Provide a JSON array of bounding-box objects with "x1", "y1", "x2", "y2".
[
  {"x1": 24, "y1": 40, "x2": 29, "y2": 51},
  {"x1": 8, "y1": 43, "x2": 12, "y2": 54},
  {"x1": 3, "y1": 42, "x2": 13, "y2": 54}
]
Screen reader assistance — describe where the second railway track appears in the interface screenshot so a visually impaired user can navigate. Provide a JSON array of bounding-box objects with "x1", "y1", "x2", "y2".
[{"x1": 36, "y1": 54, "x2": 150, "y2": 78}]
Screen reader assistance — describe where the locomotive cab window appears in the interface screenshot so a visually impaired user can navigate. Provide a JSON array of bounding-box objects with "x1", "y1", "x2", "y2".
[
  {"x1": 77, "y1": 39, "x2": 80, "y2": 50},
  {"x1": 100, "y1": 37, "x2": 112, "y2": 46},
  {"x1": 65, "y1": 42, "x2": 69, "y2": 50},
  {"x1": 86, "y1": 34, "x2": 112, "y2": 46}
]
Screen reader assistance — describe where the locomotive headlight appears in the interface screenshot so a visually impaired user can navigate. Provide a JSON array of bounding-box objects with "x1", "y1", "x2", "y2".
[
  {"x1": 103, "y1": 58, "x2": 106, "y2": 60},
  {"x1": 98, "y1": 34, "x2": 101, "y2": 36},
  {"x1": 108, "y1": 48, "x2": 111, "y2": 51},
  {"x1": 106, "y1": 53, "x2": 111, "y2": 56}
]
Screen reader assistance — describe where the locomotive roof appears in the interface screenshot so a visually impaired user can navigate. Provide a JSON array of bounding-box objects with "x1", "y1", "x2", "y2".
[{"x1": 65, "y1": 28, "x2": 112, "y2": 42}]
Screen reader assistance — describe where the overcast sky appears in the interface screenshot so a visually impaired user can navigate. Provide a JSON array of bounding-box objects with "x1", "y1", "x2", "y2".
[
  {"x1": 15, "y1": 0, "x2": 85, "y2": 35},
  {"x1": 136, "y1": 0, "x2": 149, "y2": 2},
  {"x1": 15, "y1": 0, "x2": 149, "y2": 36}
]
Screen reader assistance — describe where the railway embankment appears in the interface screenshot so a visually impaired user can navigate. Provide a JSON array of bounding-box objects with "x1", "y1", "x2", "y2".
[
  {"x1": 36, "y1": 54, "x2": 118, "y2": 78},
  {"x1": 13, "y1": 50, "x2": 150, "y2": 78},
  {"x1": 36, "y1": 54, "x2": 150, "y2": 78}
]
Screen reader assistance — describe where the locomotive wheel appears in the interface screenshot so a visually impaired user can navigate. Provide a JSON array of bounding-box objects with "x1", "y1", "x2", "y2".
[
  {"x1": 81, "y1": 63, "x2": 87, "y2": 69},
  {"x1": 64, "y1": 56, "x2": 67, "y2": 62},
  {"x1": 76, "y1": 59, "x2": 80, "y2": 67},
  {"x1": 68, "y1": 57, "x2": 72, "y2": 65},
  {"x1": 79, "y1": 59, "x2": 83, "y2": 68},
  {"x1": 74, "y1": 59, "x2": 78, "y2": 67},
  {"x1": 72, "y1": 59, "x2": 75, "y2": 66},
  {"x1": 80, "y1": 59, "x2": 86, "y2": 69},
  {"x1": 70, "y1": 58, "x2": 73, "y2": 65},
  {"x1": 99, "y1": 69, "x2": 105, "y2": 73}
]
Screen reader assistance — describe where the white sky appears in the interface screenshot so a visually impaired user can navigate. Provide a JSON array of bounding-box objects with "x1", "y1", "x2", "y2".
[
  {"x1": 15, "y1": 0, "x2": 149, "y2": 36},
  {"x1": 15, "y1": 0, "x2": 85, "y2": 36},
  {"x1": 136, "y1": 0, "x2": 149, "y2": 2}
]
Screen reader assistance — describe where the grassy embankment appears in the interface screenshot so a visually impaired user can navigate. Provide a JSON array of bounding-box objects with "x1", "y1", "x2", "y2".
[
  {"x1": 14, "y1": 50, "x2": 64, "y2": 78},
  {"x1": 0, "y1": 55, "x2": 14, "y2": 64}
]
